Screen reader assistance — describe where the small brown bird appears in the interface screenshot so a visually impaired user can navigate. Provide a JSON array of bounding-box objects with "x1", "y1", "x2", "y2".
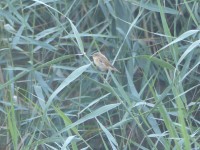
[{"x1": 92, "y1": 52, "x2": 120, "y2": 73}]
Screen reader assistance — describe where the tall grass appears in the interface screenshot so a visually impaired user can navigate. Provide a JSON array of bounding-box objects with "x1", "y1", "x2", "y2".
[{"x1": 0, "y1": 0, "x2": 199, "y2": 149}]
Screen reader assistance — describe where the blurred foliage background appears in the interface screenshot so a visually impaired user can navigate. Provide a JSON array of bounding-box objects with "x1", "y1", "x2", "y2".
[{"x1": 0, "y1": 0, "x2": 200, "y2": 149}]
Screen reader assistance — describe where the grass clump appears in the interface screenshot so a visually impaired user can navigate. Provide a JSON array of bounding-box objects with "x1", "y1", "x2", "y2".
[{"x1": 0, "y1": 0, "x2": 199, "y2": 149}]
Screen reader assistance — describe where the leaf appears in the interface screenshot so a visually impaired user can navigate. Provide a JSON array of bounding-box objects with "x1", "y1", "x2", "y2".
[
  {"x1": 97, "y1": 119, "x2": 118, "y2": 150},
  {"x1": 158, "y1": 30, "x2": 199, "y2": 53},
  {"x1": 78, "y1": 93, "x2": 110, "y2": 115},
  {"x1": 58, "y1": 103, "x2": 121, "y2": 134},
  {"x1": 177, "y1": 39, "x2": 200, "y2": 65},
  {"x1": 34, "y1": 85, "x2": 45, "y2": 110},
  {"x1": 68, "y1": 18, "x2": 85, "y2": 54},
  {"x1": 138, "y1": 55, "x2": 174, "y2": 70},
  {"x1": 61, "y1": 136, "x2": 77, "y2": 150},
  {"x1": 45, "y1": 64, "x2": 91, "y2": 111}
]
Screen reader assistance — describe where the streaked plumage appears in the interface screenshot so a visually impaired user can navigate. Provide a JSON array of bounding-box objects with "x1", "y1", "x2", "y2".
[{"x1": 92, "y1": 52, "x2": 120, "y2": 73}]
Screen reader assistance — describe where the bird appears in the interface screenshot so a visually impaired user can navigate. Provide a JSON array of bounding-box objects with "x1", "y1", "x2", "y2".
[{"x1": 92, "y1": 52, "x2": 120, "y2": 73}]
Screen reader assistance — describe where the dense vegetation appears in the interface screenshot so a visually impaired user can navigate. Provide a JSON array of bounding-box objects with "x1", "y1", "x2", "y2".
[{"x1": 0, "y1": 0, "x2": 199, "y2": 149}]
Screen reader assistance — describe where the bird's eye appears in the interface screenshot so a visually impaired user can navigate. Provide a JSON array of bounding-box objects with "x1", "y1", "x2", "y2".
[{"x1": 99, "y1": 59, "x2": 104, "y2": 64}]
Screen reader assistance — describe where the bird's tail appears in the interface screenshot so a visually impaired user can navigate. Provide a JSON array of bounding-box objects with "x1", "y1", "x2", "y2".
[{"x1": 110, "y1": 66, "x2": 120, "y2": 73}]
